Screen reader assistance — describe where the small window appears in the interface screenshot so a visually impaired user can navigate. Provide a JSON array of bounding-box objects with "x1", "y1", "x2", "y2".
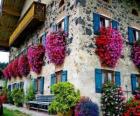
[
  {"x1": 102, "y1": 69, "x2": 115, "y2": 84},
  {"x1": 57, "y1": 19, "x2": 64, "y2": 30},
  {"x1": 36, "y1": 77, "x2": 41, "y2": 94},
  {"x1": 132, "y1": 9, "x2": 139, "y2": 16},
  {"x1": 55, "y1": 70, "x2": 63, "y2": 83},
  {"x1": 59, "y1": 0, "x2": 64, "y2": 8}
]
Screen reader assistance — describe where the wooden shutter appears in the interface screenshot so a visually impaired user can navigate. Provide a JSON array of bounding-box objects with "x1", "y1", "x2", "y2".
[
  {"x1": 61, "y1": 70, "x2": 67, "y2": 82},
  {"x1": 115, "y1": 71, "x2": 121, "y2": 87},
  {"x1": 112, "y1": 20, "x2": 119, "y2": 30},
  {"x1": 95, "y1": 68, "x2": 102, "y2": 93},
  {"x1": 64, "y1": 16, "x2": 69, "y2": 33},
  {"x1": 93, "y1": 13, "x2": 100, "y2": 35},
  {"x1": 40, "y1": 77, "x2": 44, "y2": 94},
  {"x1": 128, "y1": 27, "x2": 134, "y2": 44},
  {"x1": 131, "y1": 74, "x2": 137, "y2": 93},
  {"x1": 50, "y1": 73, "x2": 56, "y2": 93}
]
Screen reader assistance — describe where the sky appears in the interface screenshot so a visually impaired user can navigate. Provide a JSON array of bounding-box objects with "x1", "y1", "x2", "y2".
[{"x1": 0, "y1": 51, "x2": 9, "y2": 63}]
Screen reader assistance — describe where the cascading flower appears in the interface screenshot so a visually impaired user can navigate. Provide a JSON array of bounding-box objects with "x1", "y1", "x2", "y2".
[
  {"x1": 2, "y1": 67, "x2": 10, "y2": 79},
  {"x1": 27, "y1": 44, "x2": 45, "y2": 74},
  {"x1": 46, "y1": 30, "x2": 67, "y2": 65},
  {"x1": 96, "y1": 27, "x2": 123, "y2": 68},
  {"x1": 12, "y1": 58, "x2": 21, "y2": 77},
  {"x1": 18, "y1": 54, "x2": 30, "y2": 77},
  {"x1": 8, "y1": 63, "x2": 14, "y2": 78},
  {"x1": 131, "y1": 42, "x2": 140, "y2": 68}
]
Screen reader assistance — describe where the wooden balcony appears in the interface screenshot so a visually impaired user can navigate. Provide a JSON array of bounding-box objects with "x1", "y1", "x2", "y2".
[{"x1": 9, "y1": 2, "x2": 46, "y2": 46}]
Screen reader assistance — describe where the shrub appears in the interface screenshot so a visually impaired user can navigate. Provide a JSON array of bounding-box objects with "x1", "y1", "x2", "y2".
[
  {"x1": 25, "y1": 84, "x2": 35, "y2": 102},
  {"x1": 48, "y1": 82, "x2": 80, "y2": 115},
  {"x1": 7, "y1": 90, "x2": 14, "y2": 104},
  {"x1": 101, "y1": 82, "x2": 125, "y2": 116},
  {"x1": 75, "y1": 97, "x2": 99, "y2": 116},
  {"x1": 11, "y1": 89, "x2": 24, "y2": 107}
]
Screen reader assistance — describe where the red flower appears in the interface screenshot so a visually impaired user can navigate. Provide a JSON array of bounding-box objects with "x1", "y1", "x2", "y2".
[{"x1": 96, "y1": 27, "x2": 123, "y2": 68}]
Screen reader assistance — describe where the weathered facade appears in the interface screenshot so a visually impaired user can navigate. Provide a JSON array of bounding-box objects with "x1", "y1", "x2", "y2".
[{"x1": 7, "y1": 0, "x2": 140, "y2": 112}]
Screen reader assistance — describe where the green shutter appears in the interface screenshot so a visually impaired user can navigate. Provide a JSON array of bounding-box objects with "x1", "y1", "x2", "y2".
[
  {"x1": 115, "y1": 71, "x2": 121, "y2": 87},
  {"x1": 95, "y1": 68, "x2": 102, "y2": 93},
  {"x1": 61, "y1": 70, "x2": 67, "y2": 82},
  {"x1": 40, "y1": 77, "x2": 44, "y2": 94},
  {"x1": 131, "y1": 74, "x2": 137, "y2": 93},
  {"x1": 32, "y1": 78, "x2": 37, "y2": 93},
  {"x1": 93, "y1": 13, "x2": 100, "y2": 35},
  {"x1": 128, "y1": 27, "x2": 134, "y2": 44},
  {"x1": 50, "y1": 74, "x2": 56, "y2": 93},
  {"x1": 112, "y1": 20, "x2": 119, "y2": 30}
]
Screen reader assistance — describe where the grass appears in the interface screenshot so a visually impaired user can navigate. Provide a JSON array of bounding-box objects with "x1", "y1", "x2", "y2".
[{"x1": 3, "y1": 108, "x2": 30, "y2": 116}]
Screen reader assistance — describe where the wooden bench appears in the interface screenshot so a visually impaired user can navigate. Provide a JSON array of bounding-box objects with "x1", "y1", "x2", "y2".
[{"x1": 27, "y1": 95, "x2": 54, "y2": 111}]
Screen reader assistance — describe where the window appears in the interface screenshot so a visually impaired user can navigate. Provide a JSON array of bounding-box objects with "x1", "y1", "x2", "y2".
[
  {"x1": 57, "y1": 19, "x2": 65, "y2": 31},
  {"x1": 93, "y1": 13, "x2": 119, "y2": 34},
  {"x1": 102, "y1": 70, "x2": 115, "y2": 84},
  {"x1": 100, "y1": 16, "x2": 111, "y2": 28},
  {"x1": 132, "y1": 9, "x2": 139, "y2": 16},
  {"x1": 95, "y1": 68, "x2": 121, "y2": 93},
  {"x1": 50, "y1": 70, "x2": 67, "y2": 91},
  {"x1": 39, "y1": 32, "x2": 46, "y2": 47},
  {"x1": 128, "y1": 27, "x2": 140, "y2": 44}
]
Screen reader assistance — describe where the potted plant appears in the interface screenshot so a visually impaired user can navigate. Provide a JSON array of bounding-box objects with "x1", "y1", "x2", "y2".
[
  {"x1": 75, "y1": 96, "x2": 99, "y2": 116},
  {"x1": 48, "y1": 82, "x2": 80, "y2": 116}
]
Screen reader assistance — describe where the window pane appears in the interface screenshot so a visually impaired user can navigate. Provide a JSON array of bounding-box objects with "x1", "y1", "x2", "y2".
[
  {"x1": 108, "y1": 73, "x2": 112, "y2": 81},
  {"x1": 136, "y1": 31, "x2": 139, "y2": 41},
  {"x1": 105, "y1": 19, "x2": 110, "y2": 28}
]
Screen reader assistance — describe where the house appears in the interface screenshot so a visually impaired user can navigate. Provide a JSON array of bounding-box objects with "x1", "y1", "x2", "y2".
[{"x1": 2, "y1": 0, "x2": 140, "y2": 107}]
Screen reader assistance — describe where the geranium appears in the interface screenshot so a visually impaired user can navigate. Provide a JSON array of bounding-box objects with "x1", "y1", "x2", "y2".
[
  {"x1": 131, "y1": 42, "x2": 140, "y2": 68},
  {"x1": 12, "y1": 58, "x2": 21, "y2": 77},
  {"x1": 18, "y1": 55, "x2": 30, "y2": 77},
  {"x1": 27, "y1": 45, "x2": 45, "y2": 74},
  {"x1": 96, "y1": 27, "x2": 123, "y2": 68},
  {"x1": 46, "y1": 30, "x2": 67, "y2": 65},
  {"x1": 7, "y1": 63, "x2": 14, "y2": 78}
]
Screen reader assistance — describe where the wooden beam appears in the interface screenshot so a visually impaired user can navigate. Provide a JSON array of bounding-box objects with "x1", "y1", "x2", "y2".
[{"x1": 2, "y1": 6, "x2": 20, "y2": 17}]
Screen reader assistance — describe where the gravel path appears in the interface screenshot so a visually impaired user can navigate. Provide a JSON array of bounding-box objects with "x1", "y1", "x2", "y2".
[{"x1": 3, "y1": 104, "x2": 56, "y2": 116}]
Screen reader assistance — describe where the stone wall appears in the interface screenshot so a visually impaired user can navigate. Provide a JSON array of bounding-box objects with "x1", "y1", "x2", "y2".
[{"x1": 8, "y1": 0, "x2": 140, "y2": 113}]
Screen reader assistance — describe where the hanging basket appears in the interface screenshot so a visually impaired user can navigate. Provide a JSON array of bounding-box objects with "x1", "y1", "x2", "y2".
[
  {"x1": 131, "y1": 42, "x2": 140, "y2": 68},
  {"x1": 46, "y1": 30, "x2": 67, "y2": 65},
  {"x1": 27, "y1": 44, "x2": 45, "y2": 74},
  {"x1": 18, "y1": 55, "x2": 30, "y2": 77}
]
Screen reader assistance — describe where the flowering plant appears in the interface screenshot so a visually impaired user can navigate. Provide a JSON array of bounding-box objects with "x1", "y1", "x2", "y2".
[
  {"x1": 18, "y1": 55, "x2": 30, "y2": 77},
  {"x1": 27, "y1": 45, "x2": 45, "y2": 74},
  {"x1": 2, "y1": 67, "x2": 10, "y2": 79},
  {"x1": 7, "y1": 63, "x2": 14, "y2": 78},
  {"x1": 75, "y1": 97, "x2": 99, "y2": 116},
  {"x1": 12, "y1": 58, "x2": 21, "y2": 77},
  {"x1": 96, "y1": 27, "x2": 123, "y2": 68},
  {"x1": 131, "y1": 42, "x2": 140, "y2": 68},
  {"x1": 46, "y1": 30, "x2": 67, "y2": 65}
]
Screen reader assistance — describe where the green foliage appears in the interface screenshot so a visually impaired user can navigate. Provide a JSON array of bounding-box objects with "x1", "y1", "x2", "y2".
[
  {"x1": 7, "y1": 90, "x2": 14, "y2": 104},
  {"x1": 101, "y1": 82, "x2": 125, "y2": 116},
  {"x1": 25, "y1": 84, "x2": 35, "y2": 102},
  {"x1": 11, "y1": 89, "x2": 24, "y2": 106},
  {"x1": 48, "y1": 82, "x2": 80, "y2": 114}
]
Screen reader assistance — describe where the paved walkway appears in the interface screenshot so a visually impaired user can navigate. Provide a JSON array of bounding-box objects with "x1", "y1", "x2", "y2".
[{"x1": 3, "y1": 104, "x2": 55, "y2": 116}]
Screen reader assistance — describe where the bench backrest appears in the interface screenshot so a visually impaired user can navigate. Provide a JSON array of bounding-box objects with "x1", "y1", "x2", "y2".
[{"x1": 36, "y1": 95, "x2": 54, "y2": 102}]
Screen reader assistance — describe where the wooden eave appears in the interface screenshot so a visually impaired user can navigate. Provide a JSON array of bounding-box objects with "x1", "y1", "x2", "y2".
[{"x1": 9, "y1": 2, "x2": 46, "y2": 46}]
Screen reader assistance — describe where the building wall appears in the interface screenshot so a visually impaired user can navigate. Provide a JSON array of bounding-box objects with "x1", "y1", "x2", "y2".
[{"x1": 8, "y1": 0, "x2": 140, "y2": 112}]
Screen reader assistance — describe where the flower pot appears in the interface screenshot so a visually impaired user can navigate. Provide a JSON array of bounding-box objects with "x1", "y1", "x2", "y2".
[{"x1": 57, "y1": 110, "x2": 72, "y2": 116}]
